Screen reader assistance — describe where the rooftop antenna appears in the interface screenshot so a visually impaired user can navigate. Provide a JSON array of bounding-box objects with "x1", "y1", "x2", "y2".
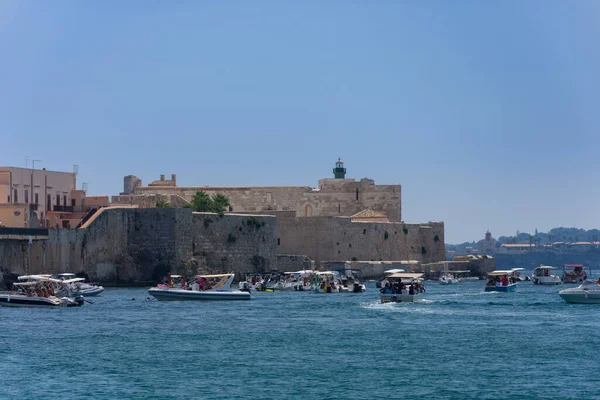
[
  {"x1": 82, "y1": 182, "x2": 88, "y2": 193},
  {"x1": 32, "y1": 159, "x2": 41, "y2": 170},
  {"x1": 73, "y1": 164, "x2": 79, "y2": 175},
  {"x1": 25, "y1": 156, "x2": 30, "y2": 168}
]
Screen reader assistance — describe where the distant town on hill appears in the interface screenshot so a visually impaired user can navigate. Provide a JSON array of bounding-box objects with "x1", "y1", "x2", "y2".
[
  {"x1": 448, "y1": 227, "x2": 600, "y2": 256},
  {"x1": 446, "y1": 228, "x2": 600, "y2": 271}
]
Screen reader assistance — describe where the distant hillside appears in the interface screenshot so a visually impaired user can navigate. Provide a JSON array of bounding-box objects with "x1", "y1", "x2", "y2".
[{"x1": 497, "y1": 227, "x2": 600, "y2": 245}]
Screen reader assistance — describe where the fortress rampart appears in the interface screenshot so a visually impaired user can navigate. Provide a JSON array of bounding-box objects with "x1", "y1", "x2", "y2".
[
  {"x1": 276, "y1": 216, "x2": 445, "y2": 266},
  {"x1": 120, "y1": 175, "x2": 401, "y2": 222},
  {"x1": 0, "y1": 208, "x2": 276, "y2": 285}
]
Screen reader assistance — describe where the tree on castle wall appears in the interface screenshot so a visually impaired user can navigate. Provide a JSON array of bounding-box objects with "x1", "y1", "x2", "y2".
[{"x1": 189, "y1": 191, "x2": 230, "y2": 215}]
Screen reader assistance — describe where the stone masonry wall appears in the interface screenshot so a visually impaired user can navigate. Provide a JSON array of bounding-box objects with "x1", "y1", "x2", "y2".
[
  {"x1": 276, "y1": 255, "x2": 316, "y2": 272},
  {"x1": 191, "y1": 213, "x2": 277, "y2": 279},
  {"x1": 0, "y1": 208, "x2": 277, "y2": 286},
  {"x1": 132, "y1": 178, "x2": 401, "y2": 221},
  {"x1": 277, "y1": 216, "x2": 445, "y2": 266}
]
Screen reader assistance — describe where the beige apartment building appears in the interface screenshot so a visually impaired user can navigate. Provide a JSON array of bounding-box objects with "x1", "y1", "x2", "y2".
[{"x1": 0, "y1": 166, "x2": 108, "y2": 228}]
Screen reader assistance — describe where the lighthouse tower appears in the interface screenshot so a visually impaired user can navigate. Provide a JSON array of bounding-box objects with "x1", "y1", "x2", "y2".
[{"x1": 333, "y1": 157, "x2": 346, "y2": 179}]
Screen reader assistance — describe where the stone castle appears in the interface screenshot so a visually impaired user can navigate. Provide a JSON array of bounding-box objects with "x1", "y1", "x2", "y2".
[
  {"x1": 118, "y1": 158, "x2": 402, "y2": 221},
  {"x1": 114, "y1": 159, "x2": 445, "y2": 267},
  {"x1": 0, "y1": 159, "x2": 447, "y2": 285}
]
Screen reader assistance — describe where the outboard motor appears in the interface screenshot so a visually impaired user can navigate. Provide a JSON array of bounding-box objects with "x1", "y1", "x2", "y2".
[{"x1": 75, "y1": 295, "x2": 85, "y2": 306}]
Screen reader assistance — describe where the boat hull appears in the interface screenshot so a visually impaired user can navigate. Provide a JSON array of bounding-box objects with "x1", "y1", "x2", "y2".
[
  {"x1": 380, "y1": 293, "x2": 423, "y2": 303},
  {"x1": 562, "y1": 277, "x2": 585, "y2": 284},
  {"x1": 559, "y1": 290, "x2": 600, "y2": 304},
  {"x1": 78, "y1": 286, "x2": 105, "y2": 296},
  {"x1": 532, "y1": 277, "x2": 562, "y2": 285},
  {"x1": 148, "y1": 288, "x2": 250, "y2": 301},
  {"x1": 485, "y1": 284, "x2": 517, "y2": 292},
  {"x1": 0, "y1": 294, "x2": 82, "y2": 307}
]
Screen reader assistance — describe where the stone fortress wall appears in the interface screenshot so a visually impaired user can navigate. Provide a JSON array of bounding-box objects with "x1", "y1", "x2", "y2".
[
  {"x1": 276, "y1": 216, "x2": 445, "y2": 266},
  {"x1": 121, "y1": 174, "x2": 401, "y2": 222},
  {"x1": 0, "y1": 208, "x2": 276, "y2": 286},
  {"x1": 111, "y1": 160, "x2": 444, "y2": 272}
]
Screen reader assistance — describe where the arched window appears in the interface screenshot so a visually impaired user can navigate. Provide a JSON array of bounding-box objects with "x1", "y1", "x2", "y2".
[{"x1": 304, "y1": 204, "x2": 313, "y2": 217}]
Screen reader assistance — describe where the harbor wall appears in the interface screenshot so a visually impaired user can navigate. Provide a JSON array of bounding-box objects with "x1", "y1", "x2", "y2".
[
  {"x1": 191, "y1": 213, "x2": 277, "y2": 278},
  {"x1": 277, "y1": 216, "x2": 445, "y2": 266},
  {"x1": 0, "y1": 208, "x2": 277, "y2": 286}
]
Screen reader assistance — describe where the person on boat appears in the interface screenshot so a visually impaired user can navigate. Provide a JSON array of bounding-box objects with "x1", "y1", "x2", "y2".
[
  {"x1": 408, "y1": 284, "x2": 415, "y2": 295},
  {"x1": 596, "y1": 277, "x2": 600, "y2": 285},
  {"x1": 180, "y1": 278, "x2": 187, "y2": 289},
  {"x1": 167, "y1": 273, "x2": 173, "y2": 288},
  {"x1": 501, "y1": 276, "x2": 509, "y2": 286}
]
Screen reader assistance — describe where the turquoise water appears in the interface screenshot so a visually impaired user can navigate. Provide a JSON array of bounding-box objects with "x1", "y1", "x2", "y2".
[{"x1": 1, "y1": 280, "x2": 599, "y2": 399}]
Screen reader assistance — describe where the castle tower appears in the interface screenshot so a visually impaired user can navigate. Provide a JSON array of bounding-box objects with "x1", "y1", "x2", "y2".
[{"x1": 333, "y1": 157, "x2": 346, "y2": 179}]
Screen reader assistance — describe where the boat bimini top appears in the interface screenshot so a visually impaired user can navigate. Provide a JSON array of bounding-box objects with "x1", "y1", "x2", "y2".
[
  {"x1": 488, "y1": 270, "x2": 514, "y2": 276},
  {"x1": 386, "y1": 273, "x2": 424, "y2": 280},
  {"x1": 193, "y1": 273, "x2": 236, "y2": 289},
  {"x1": 384, "y1": 269, "x2": 406, "y2": 275}
]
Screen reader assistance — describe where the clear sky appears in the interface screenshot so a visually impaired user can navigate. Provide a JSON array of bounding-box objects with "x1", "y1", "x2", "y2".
[{"x1": 1, "y1": 1, "x2": 599, "y2": 243}]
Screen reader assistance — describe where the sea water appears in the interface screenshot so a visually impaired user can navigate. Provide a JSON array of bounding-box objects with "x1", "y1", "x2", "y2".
[{"x1": 1, "y1": 280, "x2": 598, "y2": 399}]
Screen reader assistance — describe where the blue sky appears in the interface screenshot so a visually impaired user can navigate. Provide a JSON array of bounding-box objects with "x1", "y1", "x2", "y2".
[{"x1": 1, "y1": 1, "x2": 599, "y2": 243}]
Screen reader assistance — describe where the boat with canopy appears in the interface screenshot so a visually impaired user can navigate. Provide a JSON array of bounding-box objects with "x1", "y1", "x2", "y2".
[
  {"x1": 148, "y1": 273, "x2": 250, "y2": 301},
  {"x1": 485, "y1": 271, "x2": 518, "y2": 292},
  {"x1": 380, "y1": 272, "x2": 425, "y2": 303},
  {"x1": 0, "y1": 278, "x2": 84, "y2": 307},
  {"x1": 531, "y1": 266, "x2": 562, "y2": 285}
]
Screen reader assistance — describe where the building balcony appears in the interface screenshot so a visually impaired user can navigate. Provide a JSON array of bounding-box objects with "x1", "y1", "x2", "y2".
[{"x1": 52, "y1": 205, "x2": 74, "y2": 212}]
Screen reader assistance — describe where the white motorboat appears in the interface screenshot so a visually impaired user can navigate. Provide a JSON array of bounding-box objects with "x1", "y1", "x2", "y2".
[
  {"x1": 19, "y1": 273, "x2": 105, "y2": 296},
  {"x1": 148, "y1": 273, "x2": 250, "y2": 301},
  {"x1": 531, "y1": 266, "x2": 562, "y2": 285},
  {"x1": 380, "y1": 273, "x2": 425, "y2": 303},
  {"x1": 313, "y1": 271, "x2": 342, "y2": 293},
  {"x1": 50, "y1": 273, "x2": 105, "y2": 296},
  {"x1": 439, "y1": 273, "x2": 459, "y2": 285},
  {"x1": 511, "y1": 268, "x2": 530, "y2": 281},
  {"x1": 559, "y1": 280, "x2": 600, "y2": 304},
  {"x1": 283, "y1": 270, "x2": 315, "y2": 291},
  {"x1": 440, "y1": 275, "x2": 455, "y2": 285},
  {"x1": 0, "y1": 280, "x2": 84, "y2": 307}
]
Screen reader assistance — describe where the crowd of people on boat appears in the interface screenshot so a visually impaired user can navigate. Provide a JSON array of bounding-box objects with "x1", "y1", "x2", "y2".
[
  {"x1": 379, "y1": 279, "x2": 425, "y2": 295},
  {"x1": 160, "y1": 273, "x2": 218, "y2": 291},
  {"x1": 17, "y1": 281, "x2": 56, "y2": 298},
  {"x1": 485, "y1": 275, "x2": 517, "y2": 287}
]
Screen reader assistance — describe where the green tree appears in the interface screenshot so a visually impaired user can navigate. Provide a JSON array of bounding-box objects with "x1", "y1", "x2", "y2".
[
  {"x1": 190, "y1": 191, "x2": 213, "y2": 212},
  {"x1": 189, "y1": 191, "x2": 231, "y2": 215},
  {"x1": 155, "y1": 199, "x2": 171, "y2": 208},
  {"x1": 210, "y1": 194, "x2": 230, "y2": 214}
]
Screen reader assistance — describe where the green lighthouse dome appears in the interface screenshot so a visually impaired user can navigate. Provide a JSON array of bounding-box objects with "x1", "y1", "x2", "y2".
[{"x1": 333, "y1": 157, "x2": 346, "y2": 179}]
